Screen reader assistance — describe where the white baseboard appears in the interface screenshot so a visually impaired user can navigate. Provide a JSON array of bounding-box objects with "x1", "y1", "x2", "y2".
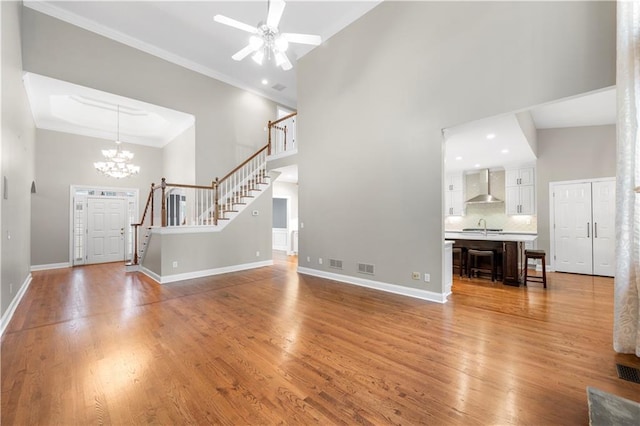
[
  {"x1": 297, "y1": 267, "x2": 448, "y2": 304},
  {"x1": 141, "y1": 260, "x2": 274, "y2": 284},
  {"x1": 1, "y1": 274, "x2": 32, "y2": 337},
  {"x1": 30, "y1": 262, "x2": 71, "y2": 272},
  {"x1": 140, "y1": 266, "x2": 162, "y2": 283}
]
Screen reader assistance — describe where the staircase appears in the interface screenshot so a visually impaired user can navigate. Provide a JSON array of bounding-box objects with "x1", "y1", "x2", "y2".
[{"x1": 130, "y1": 112, "x2": 297, "y2": 268}]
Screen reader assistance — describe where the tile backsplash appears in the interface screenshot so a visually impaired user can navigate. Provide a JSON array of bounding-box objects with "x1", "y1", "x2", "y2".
[{"x1": 444, "y1": 169, "x2": 537, "y2": 233}]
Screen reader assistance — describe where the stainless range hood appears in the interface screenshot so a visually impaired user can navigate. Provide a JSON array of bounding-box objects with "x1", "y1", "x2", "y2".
[{"x1": 466, "y1": 169, "x2": 503, "y2": 204}]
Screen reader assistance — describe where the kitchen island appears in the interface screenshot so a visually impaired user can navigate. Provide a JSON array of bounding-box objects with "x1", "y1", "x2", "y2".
[{"x1": 445, "y1": 231, "x2": 537, "y2": 286}]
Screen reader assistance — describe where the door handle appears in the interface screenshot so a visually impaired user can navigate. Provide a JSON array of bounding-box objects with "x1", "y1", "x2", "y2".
[
  {"x1": 587, "y1": 222, "x2": 590, "y2": 238},
  {"x1": 594, "y1": 222, "x2": 598, "y2": 238}
]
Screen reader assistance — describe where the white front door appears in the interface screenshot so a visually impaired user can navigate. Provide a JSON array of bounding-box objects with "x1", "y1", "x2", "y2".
[
  {"x1": 554, "y1": 183, "x2": 593, "y2": 274},
  {"x1": 87, "y1": 197, "x2": 126, "y2": 264},
  {"x1": 592, "y1": 180, "x2": 616, "y2": 276}
]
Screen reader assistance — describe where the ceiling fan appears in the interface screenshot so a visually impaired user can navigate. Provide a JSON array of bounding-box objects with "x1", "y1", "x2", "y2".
[{"x1": 214, "y1": 0, "x2": 322, "y2": 71}]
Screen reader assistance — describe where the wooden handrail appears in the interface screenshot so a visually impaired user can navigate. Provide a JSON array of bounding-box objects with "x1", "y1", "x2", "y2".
[
  {"x1": 133, "y1": 183, "x2": 155, "y2": 227},
  {"x1": 269, "y1": 112, "x2": 296, "y2": 127},
  {"x1": 219, "y1": 143, "x2": 269, "y2": 184},
  {"x1": 163, "y1": 182, "x2": 215, "y2": 190}
]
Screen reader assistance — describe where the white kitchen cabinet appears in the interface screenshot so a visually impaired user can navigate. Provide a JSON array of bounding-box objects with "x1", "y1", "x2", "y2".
[
  {"x1": 505, "y1": 166, "x2": 535, "y2": 215},
  {"x1": 444, "y1": 173, "x2": 464, "y2": 216},
  {"x1": 506, "y1": 167, "x2": 535, "y2": 186}
]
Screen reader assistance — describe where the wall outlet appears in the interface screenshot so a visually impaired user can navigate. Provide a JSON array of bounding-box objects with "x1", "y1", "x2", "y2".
[
  {"x1": 256, "y1": 251, "x2": 260, "y2": 257},
  {"x1": 424, "y1": 273, "x2": 431, "y2": 282},
  {"x1": 412, "y1": 272, "x2": 420, "y2": 280},
  {"x1": 9, "y1": 283, "x2": 13, "y2": 294},
  {"x1": 172, "y1": 261, "x2": 178, "y2": 268},
  {"x1": 318, "y1": 258, "x2": 323, "y2": 265},
  {"x1": 252, "y1": 210, "x2": 259, "y2": 216},
  {"x1": 306, "y1": 256, "x2": 311, "y2": 262},
  {"x1": 300, "y1": 222, "x2": 304, "y2": 229}
]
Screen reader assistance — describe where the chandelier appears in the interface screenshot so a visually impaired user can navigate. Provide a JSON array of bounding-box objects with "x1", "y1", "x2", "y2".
[{"x1": 94, "y1": 105, "x2": 140, "y2": 178}]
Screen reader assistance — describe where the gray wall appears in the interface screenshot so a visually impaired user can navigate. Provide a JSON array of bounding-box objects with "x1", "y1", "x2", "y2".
[
  {"x1": 21, "y1": 7, "x2": 277, "y2": 186},
  {"x1": 273, "y1": 180, "x2": 299, "y2": 230},
  {"x1": 142, "y1": 184, "x2": 273, "y2": 277},
  {"x1": 163, "y1": 125, "x2": 196, "y2": 185},
  {"x1": 536, "y1": 125, "x2": 616, "y2": 257},
  {"x1": 1, "y1": 1, "x2": 36, "y2": 317},
  {"x1": 32, "y1": 129, "x2": 163, "y2": 266},
  {"x1": 297, "y1": 1, "x2": 615, "y2": 293}
]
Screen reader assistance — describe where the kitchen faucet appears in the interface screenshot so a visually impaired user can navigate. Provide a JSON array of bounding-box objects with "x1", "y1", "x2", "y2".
[{"x1": 478, "y1": 218, "x2": 487, "y2": 236}]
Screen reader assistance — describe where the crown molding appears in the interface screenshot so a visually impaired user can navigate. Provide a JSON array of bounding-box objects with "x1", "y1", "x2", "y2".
[{"x1": 23, "y1": 1, "x2": 297, "y2": 108}]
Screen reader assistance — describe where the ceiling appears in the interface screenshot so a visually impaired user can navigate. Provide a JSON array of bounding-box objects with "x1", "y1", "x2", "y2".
[
  {"x1": 22, "y1": 1, "x2": 616, "y2": 178},
  {"x1": 24, "y1": 0, "x2": 382, "y2": 107},
  {"x1": 444, "y1": 87, "x2": 616, "y2": 173},
  {"x1": 24, "y1": 72, "x2": 195, "y2": 147},
  {"x1": 273, "y1": 164, "x2": 298, "y2": 183}
]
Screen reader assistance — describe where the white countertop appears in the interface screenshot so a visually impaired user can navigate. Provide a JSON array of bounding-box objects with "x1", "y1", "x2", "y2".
[{"x1": 445, "y1": 232, "x2": 537, "y2": 242}]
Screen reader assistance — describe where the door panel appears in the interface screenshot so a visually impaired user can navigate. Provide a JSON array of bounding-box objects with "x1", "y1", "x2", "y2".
[
  {"x1": 519, "y1": 185, "x2": 535, "y2": 215},
  {"x1": 87, "y1": 198, "x2": 126, "y2": 264},
  {"x1": 554, "y1": 183, "x2": 593, "y2": 274},
  {"x1": 592, "y1": 181, "x2": 616, "y2": 276}
]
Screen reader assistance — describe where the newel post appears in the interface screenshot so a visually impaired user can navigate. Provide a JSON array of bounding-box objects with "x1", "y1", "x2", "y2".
[
  {"x1": 133, "y1": 225, "x2": 139, "y2": 265},
  {"x1": 161, "y1": 178, "x2": 167, "y2": 227},
  {"x1": 267, "y1": 120, "x2": 272, "y2": 155},
  {"x1": 150, "y1": 182, "x2": 155, "y2": 226},
  {"x1": 213, "y1": 177, "x2": 220, "y2": 226}
]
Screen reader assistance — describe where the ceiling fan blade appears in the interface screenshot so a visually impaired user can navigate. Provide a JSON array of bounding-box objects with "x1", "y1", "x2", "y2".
[
  {"x1": 266, "y1": 0, "x2": 286, "y2": 29},
  {"x1": 281, "y1": 33, "x2": 322, "y2": 46},
  {"x1": 213, "y1": 15, "x2": 258, "y2": 34},
  {"x1": 232, "y1": 44, "x2": 259, "y2": 61},
  {"x1": 275, "y1": 51, "x2": 293, "y2": 71}
]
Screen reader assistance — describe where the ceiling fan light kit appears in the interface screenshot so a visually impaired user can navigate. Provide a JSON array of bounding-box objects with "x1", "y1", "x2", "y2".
[{"x1": 214, "y1": 0, "x2": 321, "y2": 71}]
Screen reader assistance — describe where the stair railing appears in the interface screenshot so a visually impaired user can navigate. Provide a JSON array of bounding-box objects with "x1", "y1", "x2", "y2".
[
  {"x1": 268, "y1": 112, "x2": 297, "y2": 156},
  {"x1": 214, "y1": 143, "x2": 269, "y2": 225},
  {"x1": 131, "y1": 182, "x2": 161, "y2": 265},
  {"x1": 131, "y1": 144, "x2": 271, "y2": 265},
  {"x1": 131, "y1": 111, "x2": 295, "y2": 265}
]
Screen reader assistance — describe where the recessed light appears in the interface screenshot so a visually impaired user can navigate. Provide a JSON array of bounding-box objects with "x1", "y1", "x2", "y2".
[
  {"x1": 501, "y1": 149, "x2": 509, "y2": 154},
  {"x1": 455, "y1": 156, "x2": 463, "y2": 160},
  {"x1": 261, "y1": 79, "x2": 269, "y2": 85},
  {"x1": 486, "y1": 133, "x2": 496, "y2": 140},
  {"x1": 474, "y1": 164, "x2": 481, "y2": 168}
]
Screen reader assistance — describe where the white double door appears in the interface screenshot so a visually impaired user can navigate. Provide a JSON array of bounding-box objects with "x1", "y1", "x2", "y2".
[
  {"x1": 87, "y1": 197, "x2": 127, "y2": 264},
  {"x1": 553, "y1": 179, "x2": 615, "y2": 276}
]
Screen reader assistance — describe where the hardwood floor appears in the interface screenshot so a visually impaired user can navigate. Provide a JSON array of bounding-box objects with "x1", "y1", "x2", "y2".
[{"x1": 2, "y1": 254, "x2": 639, "y2": 424}]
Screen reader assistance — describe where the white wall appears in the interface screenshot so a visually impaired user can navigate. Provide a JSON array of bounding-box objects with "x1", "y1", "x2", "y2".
[
  {"x1": 297, "y1": 1, "x2": 615, "y2": 295},
  {"x1": 1, "y1": 1, "x2": 36, "y2": 318},
  {"x1": 32, "y1": 129, "x2": 163, "y2": 266},
  {"x1": 536, "y1": 125, "x2": 616, "y2": 257}
]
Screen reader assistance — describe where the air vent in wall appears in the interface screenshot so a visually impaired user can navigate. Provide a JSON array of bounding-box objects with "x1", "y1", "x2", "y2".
[
  {"x1": 271, "y1": 83, "x2": 286, "y2": 91},
  {"x1": 357, "y1": 263, "x2": 375, "y2": 275},
  {"x1": 329, "y1": 259, "x2": 343, "y2": 270}
]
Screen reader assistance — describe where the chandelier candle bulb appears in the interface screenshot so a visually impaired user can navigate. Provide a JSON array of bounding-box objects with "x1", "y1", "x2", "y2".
[{"x1": 94, "y1": 105, "x2": 140, "y2": 178}]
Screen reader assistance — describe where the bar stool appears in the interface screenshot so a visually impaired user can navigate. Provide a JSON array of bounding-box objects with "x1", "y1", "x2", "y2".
[
  {"x1": 468, "y1": 249, "x2": 496, "y2": 282},
  {"x1": 452, "y1": 247, "x2": 467, "y2": 277},
  {"x1": 524, "y1": 250, "x2": 547, "y2": 288}
]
